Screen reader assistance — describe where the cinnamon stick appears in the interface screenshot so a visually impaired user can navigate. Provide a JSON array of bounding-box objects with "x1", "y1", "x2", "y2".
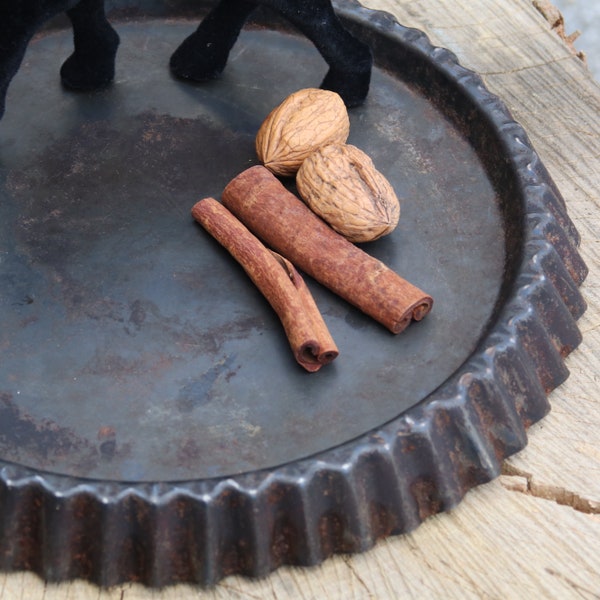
[
  {"x1": 221, "y1": 166, "x2": 433, "y2": 334},
  {"x1": 191, "y1": 197, "x2": 339, "y2": 372}
]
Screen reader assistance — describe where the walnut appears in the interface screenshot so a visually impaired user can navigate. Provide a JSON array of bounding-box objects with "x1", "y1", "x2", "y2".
[
  {"x1": 255, "y1": 88, "x2": 350, "y2": 177},
  {"x1": 296, "y1": 143, "x2": 400, "y2": 243}
]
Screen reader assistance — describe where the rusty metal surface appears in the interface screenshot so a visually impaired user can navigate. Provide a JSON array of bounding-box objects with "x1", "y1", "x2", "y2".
[{"x1": 0, "y1": 0, "x2": 588, "y2": 587}]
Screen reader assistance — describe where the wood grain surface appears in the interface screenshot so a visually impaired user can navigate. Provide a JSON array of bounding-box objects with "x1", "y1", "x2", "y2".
[{"x1": 2, "y1": 0, "x2": 599, "y2": 597}]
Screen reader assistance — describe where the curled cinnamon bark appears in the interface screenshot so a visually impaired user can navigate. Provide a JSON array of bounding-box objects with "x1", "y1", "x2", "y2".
[
  {"x1": 191, "y1": 197, "x2": 339, "y2": 372},
  {"x1": 221, "y1": 166, "x2": 433, "y2": 334}
]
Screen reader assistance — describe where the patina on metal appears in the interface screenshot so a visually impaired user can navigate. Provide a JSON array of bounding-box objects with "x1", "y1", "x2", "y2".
[{"x1": 0, "y1": 0, "x2": 588, "y2": 587}]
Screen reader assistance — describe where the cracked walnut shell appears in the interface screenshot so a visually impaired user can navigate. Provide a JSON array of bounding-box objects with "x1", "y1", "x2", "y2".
[
  {"x1": 255, "y1": 88, "x2": 350, "y2": 177},
  {"x1": 296, "y1": 143, "x2": 400, "y2": 243}
]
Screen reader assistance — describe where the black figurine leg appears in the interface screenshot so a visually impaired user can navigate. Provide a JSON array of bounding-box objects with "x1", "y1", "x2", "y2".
[
  {"x1": 0, "y1": 30, "x2": 32, "y2": 120},
  {"x1": 170, "y1": 0, "x2": 257, "y2": 82},
  {"x1": 60, "y1": 0, "x2": 120, "y2": 91},
  {"x1": 0, "y1": 1, "x2": 61, "y2": 121},
  {"x1": 269, "y1": 0, "x2": 372, "y2": 107}
]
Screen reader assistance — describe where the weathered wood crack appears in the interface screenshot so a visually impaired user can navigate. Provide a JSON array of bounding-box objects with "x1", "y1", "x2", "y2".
[
  {"x1": 532, "y1": 0, "x2": 587, "y2": 63},
  {"x1": 501, "y1": 463, "x2": 600, "y2": 514}
]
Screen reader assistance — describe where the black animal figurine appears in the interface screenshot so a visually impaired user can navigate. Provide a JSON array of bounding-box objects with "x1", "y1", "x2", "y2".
[{"x1": 0, "y1": 0, "x2": 372, "y2": 120}]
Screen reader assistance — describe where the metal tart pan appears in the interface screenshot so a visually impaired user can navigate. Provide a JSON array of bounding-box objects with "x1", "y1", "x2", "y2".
[{"x1": 0, "y1": 0, "x2": 588, "y2": 586}]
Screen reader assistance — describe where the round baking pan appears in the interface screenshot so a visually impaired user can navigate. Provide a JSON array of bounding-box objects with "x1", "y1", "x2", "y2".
[{"x1": 0, "y1": 0, "x2": 588, "y2": 586}]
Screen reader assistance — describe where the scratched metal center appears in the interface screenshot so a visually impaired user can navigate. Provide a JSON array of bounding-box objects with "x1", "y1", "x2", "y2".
[{"x1": 0, "y1": 21, "x2": 503, "y2": 481}]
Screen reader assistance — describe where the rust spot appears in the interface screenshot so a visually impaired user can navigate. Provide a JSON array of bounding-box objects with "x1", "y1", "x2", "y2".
[
  {"x1": 97, "y1": 426, "x2": 117, "y2": 458},
  {"x1": 0, "y1": 392, "x2": 98, "y2": 470},
  {"x1": 176, "y1": 438, "x2": 202, "y2": 463},
  {"x1": 128, "y1": 300, "x2": 147, "y2": 330},
  {"x1": 410, "y1": 477, "x2": 442, "y2": 521}
]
